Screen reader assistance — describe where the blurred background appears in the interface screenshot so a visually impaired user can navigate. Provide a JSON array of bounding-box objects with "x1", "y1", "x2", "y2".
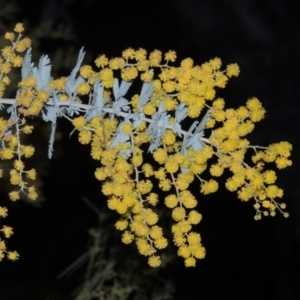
[{"x1": 0, "y1": 0, "x2": 299, "y2": 299}]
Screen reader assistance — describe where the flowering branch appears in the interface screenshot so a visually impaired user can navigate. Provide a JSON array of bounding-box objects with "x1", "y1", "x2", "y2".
[{"x1": 0, "y1": 23, "x2": 292, "y2": 266}]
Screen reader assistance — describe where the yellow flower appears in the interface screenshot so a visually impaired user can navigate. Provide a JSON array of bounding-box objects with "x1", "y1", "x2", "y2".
[
  {"x1": 109, "y1": 57, "x2": 125, "y2": 70},
  {"x1": 236, "y1": 106, "x2": 249, "y2": 119},
  {"x1": 159, "y1": 179, "x2": 172, "y2": 191},
  {"x1": 172, "y1": 207, "x2": 186, "y2": 221},
  {"x1": 135, "y1": 48, "x2": 147, "y2": 61},
  {"x1": 1, "y1": 226, "x2": 14, "y2": 238},
  {"x1": 209, "y1": 57, "x2": 222, "y2": 69},
  {"x1": 80, "y1": 65, "x2": 93, "y2": 78},
  {"x1": 1, "y1": 148, "x2": 14, "y2": 159},
  {"x1": 122, "y1": 122, "x2": 132, "y2": 134},
  {"x1": 200, "y1": 179, "x2": 218, "y2": 194},
  {"x1": 164, "y1": 194, "x2": 178, "y2": 208},
  {"x1": 122, "y1": 48, "x2": 135, "y2": 59},
  {"x1": 20, "y1": 76, "x2": 36, "y2": 87},
  {"x1": 142, "y1": 163, "x2": 153, "y2": 177},
  {"x1": 7, "y1": 250, "x2": 19, "y2": 261},
  {"x1": 115, "y1": 219, "x2": 128, "y2": 231},
  {"x1": 10, "y1": 170, "x2": 21, "y2": 185},
  {"x1": 210, "y1": 164, "x2": 224, "y2": 177},
  {"x1": 181, "y1": 58, "x2": 193, "y2": 70},
  {"x1": 154, "y1": 237, "x2": 168, "y2": 249},
  {"x1": 164, "y1": 97, "x2": 176, "y2": 111},
  {"x1": 22, "y1": 145, "x2": 35, "y2": 158},
  {"x1": 164, "y1": 50, "x2": 176, "y2": 62},
  {"x1": 148, "y1": 255, "x2": 161, "y2": 267},
  {"x1": 76, "y1": 82, "x2": 90, "y2": 95},
  {"x1": 50, "y1": 77, "x2": 67, "y2": 91},
  {"x1": 72, "y1": 116, "x2": 86, "y2": 130},
  {"x1": 149, "y1": 226, "x2": 163, "y2": 239},
  {"x1": 162, "y1": 129, "x2": 176, "y2": 145},
  {"x1": 163, "y1": 81, "x2": 176, "y2": 93},
  {"x1": 99, "y1": 68, "x2": 113, "y2": 82},
  {"x1": 14, "y1": 160, "x2": 24, "y2": 171},
  {"x1": 188, "y1": 210, "x2": 202, "y2": 224},
  {"x1": 250, "y1": 108, "x2": 265, "y2": 122},
  {"x1": 22, "y1": 125, "x2": 34, "y2": 134},
  {"x1": 192, "y1": 245, "x2": 206, "y2": 259},
  {"x1": 153, "y1": 148, "x2": 167, "y2": 164},
  {"x1": 27, "y1": 169, "x2": 36, "y2": 180},
  {"x1": 263, "y1": 170, "x2": 277, "y2": 184},
  {"x1": 184, "y1": 256, "x2": 196, "y2": 267},
  {"x1": 137, "y1": 180, "x2": 153, "y2": 194},
  {"x1": 9, "y1": 191, "x2": 20, "y2": 201},
  {"x1": 14, "y1": 23, "x2": 24, "y2": 33},
  {"x1": 275, "y1": 157, "x2": 292, "y2": 169},
  {"x1": 149, "y1": 50, "x2": 162, "y2": 66},
  {"x1": 133, "y1": 220, "x2": 147, "y2": 232},
  {"x1": 165, "y1": 160, "x2": 179, "y2": 173},
  {"x1": 246, "y1": 97, "x2": 261, "y2": 110},
  {"x1": 145, "y1": 209, "x2": 158, "y2": 225},
  {"x1": 143, "y1": 103, "x2": 156, "y2": 115},
  {"x1": 121, "y1": 67, "x2": 138, "y2": 81},
  {"x1": 180, "y1": 190, "x2": 197, "y2": 208},
  {"x1": 226, "y1": 63, "x2": 240, "y2": 77},
  {"x1": 0, "y1": 206, "x2": 8, "y2": 218},
  {"x1": 266, "y1": 185, "x2": 283, "y2": 198},
  {"x1": 15, "y1": 39, "x2": 30, "y2": 52},
  {"x1": 12, "y1": 56, "x2": 23, "y2": 67},
  {"x1": 78, "y1": 130, "x2": 92, "y2": 144},
  {"x1": 28, "y1": 186, "x2": 38, "y2": 200},
  {"x1": 131, "y1": 153, "x2": 143, "y2": 167},
  {"x1": 0, "y1": 62, "x2": 11, "y2": 74},
  {"x1": 178, "y1": 246, "x2": 191, "y2": 258},
  {"x1": 140, "y1": 71, "x2": 153, "y2": 82},
  {"x1": 1, "y1": 46, "x2": 14, "y2": 58},
  {"x1": 94, "y1": 168, "x2": 108, "y2": 181},
  {"x1": 187, "y1": 232, "x2": 201, "y2": 245},
  {"x1": 238, "y1": 186, "x2": 253, "y2": 201},
  {"x1": 59, "y1": 94, "x2": 68, "y2": 101},
  {"x1": 95, "y1": 54, "x2": 108, "y2": 68},
  {"x1": 4, "y1": 32, "x2": 15, "y2": 41},
  {"x1": 146, "y1": 193, "x2": 158, "y2": 206},
  {"x1": 0, "y1": 241, "x2": 6, "y2": 251}
]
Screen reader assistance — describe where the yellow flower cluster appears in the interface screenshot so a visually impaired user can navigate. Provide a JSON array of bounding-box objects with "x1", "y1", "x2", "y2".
[
  {"x1": 0, "y1": 116, "x2": 38, "y2": 201},
  {"x1": 0, "y1": 206, "x2": 19, "y2": 261},
  {"x1": 65, "y1": 47, "x2": 292, "y2": 267},
  {"x1": 72, "y1": 115, "x2": 167, "y2": 267},
  {"x1": 0, "y1": 25, "x2": 293, "y2": 267},
  {"x1": 207, "y1": 97, "x2": 292, "y2": 219},
  {"x1": 0, "y1": 25, "x2": 38, "y2": 202},
  {"x1": 1, "y1": 23, "x2": 30, "y2": 98}
]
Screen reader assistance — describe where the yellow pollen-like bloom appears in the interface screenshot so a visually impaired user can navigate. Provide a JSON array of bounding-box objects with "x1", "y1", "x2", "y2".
[
  {"x1": 1, "y1": 226, "x2": 14, "y2": 238},
  {"x1": 148, "y1": 255, "x2": 161, "y2": 267},
  {"x1": 7, "y1": 251, "x2": 19, "y2": 261},
  {"x1": 13, "y1": 160, "x2": 24, "y2": 171},
  {"x1": 95, "y1": 55, "x2": 108, "y2": 68},
  {"x1": 122, "y1": 48, "x2": 135, "y2": 60},
  {"x1": 164, "y1": 50, "x2": 177, "y2": 62},
  {"x1": 200, "y1": 179, "x2": 218, "y2": 194},
  {"x1": 226, "y1": 63, "x2": 240, "y2": 77},
  {"x1": 14, "y1": 23, "x2": 24, "y2": 33},
  {"x1": 9, "y1": 191, "x2": 20, "y2": 201},
  {"x1": 80, "y1": 65, "x2": 94, "y2": 78},
  {"x1": 77, "y1": 82, "x2": 90, "y2": 95},
  {"x1": 4, "y1": 32, "x2": 15, "y2": 41}
]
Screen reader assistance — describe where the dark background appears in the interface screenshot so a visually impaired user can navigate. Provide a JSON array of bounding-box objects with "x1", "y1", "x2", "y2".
[{"x1": 0, "y1": 0, "x2": 299, "y2": 299}]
